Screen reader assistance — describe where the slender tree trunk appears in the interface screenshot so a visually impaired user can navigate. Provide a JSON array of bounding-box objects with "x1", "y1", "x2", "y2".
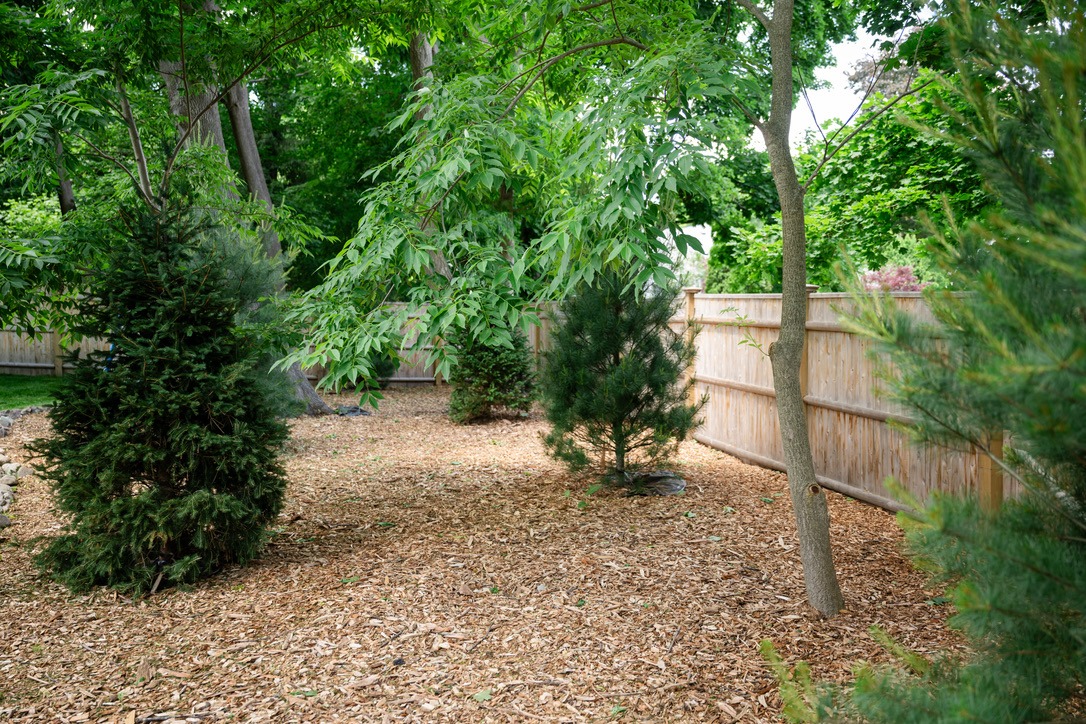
[
  {"x1": 117, "y1": 79, "x2": 154, "y2": 205},
  {"x1": 224, "y1": 82, "x2": 281, "y2": 259},
  {"x1": 409, "y1": 31, "x2": 453, "y2": 280},
  {"x1": 223, "y1": 80, "x2": 334, "y2": 416},
  {"x1": 55, "y1": 137, "x2": 76, "y2": 215},
  {"x1": 761, "y1": 0, "x2": 844, "y2": 618}
]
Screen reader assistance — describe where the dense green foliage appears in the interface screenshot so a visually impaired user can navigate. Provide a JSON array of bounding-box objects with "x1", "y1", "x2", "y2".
[
  {"x1": 541, "y1": 268, "x2": 702, "y2": 481},
  {"x1": 241, "y1": 50, "x2": 412, "y2": 290},
  {"x1": 843, "y1": 0, "x2": 1086, "y2": 718},
  {"x1": 705, "y1": 76, "x2": 992, "y2": 293},
  {"x1": 447, "y1": 327, "x2": 535, "y2": 424},
  {"x1": 0, "y1": 374, "x2": 62, "y2": 409},
  {"x1": 32, "y1": 202, "x2": 293, "y2": 594},
  {"x1": 286, "y1": 0, "x2": 860, "y2": 387}
]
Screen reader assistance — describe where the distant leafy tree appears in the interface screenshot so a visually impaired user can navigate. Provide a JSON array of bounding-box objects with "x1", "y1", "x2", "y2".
[
  {"x1": 33, "y1": 200, "x2": 293, "y2": 594},
  {"x1": 844, "y1": 0, "x2": 1086, "y2": 719},
  {"x1": 541, "y1": 267, "x2": 703, "y2": 483},
  {"x1": 705, "y1": 75, "x2": 992, "y2": 293}
]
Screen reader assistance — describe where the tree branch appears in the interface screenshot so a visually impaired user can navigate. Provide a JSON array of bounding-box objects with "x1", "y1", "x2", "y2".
[
  {"x1": 734, "y1": 0, "x2": 771, "y2": 31},
  {"x1": 159, "y1": 13, "x2": 363, "y2": 198},
  {"x1": 72, "y1": 132, "x2": 157, "y2": 210},
  {"x1": 501, "y1": 36, "x2": 648, "y2": 119},
  {"x1": 802, "y1": 77, "x2": 936, "y2": 190}
]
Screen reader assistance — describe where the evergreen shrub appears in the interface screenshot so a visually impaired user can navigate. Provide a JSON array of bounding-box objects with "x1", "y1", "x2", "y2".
[
  {"x1": 32, "y1": 203, "x2": 292, "y2": 594},
  {"x1": 447, "y1": 327, "x2": 535, "y2": 423},
  {"x1": 540, "y1": 267, "x2": 704, "y2": 483},
  {"x1": 841, "y1": 1, "x2": 1086, "y2": 719}
]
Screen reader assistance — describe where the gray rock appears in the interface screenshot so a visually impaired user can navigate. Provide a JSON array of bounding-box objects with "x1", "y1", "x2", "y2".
[
  {"x1": 624, "y1": 471, "x2": 687, "y2": 497},
  {"x1": 1, "y1": 463, "x2": 17, "y2": 475},
  {"x1": 0, "y1": 416, "x2": 13, "y2": 428},
  {"x1": 15, "y1": 465, "x2": 32, "y2": 479},
  {"x1": 0, "y1": 514, "x2": 10, "y2": 530},
  {"x1": 0, "y1": 484, "x2": 13, "y2": 511},
  {"x1": 0, "y1": 453, "x2": 8, "y2": 464},
  {"x1": 0, "y1": 475, "x2": 16, "y2": 488}
]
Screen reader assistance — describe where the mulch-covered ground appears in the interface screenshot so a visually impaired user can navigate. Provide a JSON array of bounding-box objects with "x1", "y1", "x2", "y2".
[{"x1": 0, "y1": 386, "x2": 960, "y2": 723}]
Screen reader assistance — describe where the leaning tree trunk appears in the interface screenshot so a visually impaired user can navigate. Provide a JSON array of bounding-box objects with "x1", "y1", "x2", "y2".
[
  {"x1": 761, "y1": 0, "x2": 844, "y2": 618},
  {"x1": 223, "y1": 80, "x2": 335, "y2": 415},
  {"x1": 224, "y1": 82, "x2": 281, "y2": 259}
]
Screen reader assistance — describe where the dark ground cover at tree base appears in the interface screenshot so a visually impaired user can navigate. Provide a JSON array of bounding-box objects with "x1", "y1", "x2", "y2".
[{"x1": 0, "y1": 386, "x2": 964, "y2": 723}]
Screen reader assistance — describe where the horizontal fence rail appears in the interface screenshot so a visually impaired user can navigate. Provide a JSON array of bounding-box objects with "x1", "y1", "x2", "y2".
[{"x1": 678, "y1": 289, "x2": 1011, "y2": 511}]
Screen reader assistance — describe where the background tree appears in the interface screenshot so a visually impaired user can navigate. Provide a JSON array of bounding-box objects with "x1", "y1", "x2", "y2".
[
  {"x1": 541, "y1": 267, "x2": 703, "y2": 484},
  {"x1": 705, "y1": 76, "x2": 992, "y2": 293},
  {"x1": 844, "y1": 0, "x2": 1086, "y2": 717},
  {"x1": 32, "y1": 198, "x2": 293, "y2": 594},
  {"x1": 0, "y1": 0, "x2": 423, "y2": 409}
]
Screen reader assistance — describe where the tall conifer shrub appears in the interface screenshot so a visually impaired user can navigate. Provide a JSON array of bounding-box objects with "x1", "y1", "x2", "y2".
[
  {"x1": 541, "y1": 267, "x2": 703, "y2": 481},
  {"x1": 33, "y1": 202, "x2": 292, "y2": 593},
  {"x1": 843, "y1": 1, "x2": 1086, "y2": 719}
]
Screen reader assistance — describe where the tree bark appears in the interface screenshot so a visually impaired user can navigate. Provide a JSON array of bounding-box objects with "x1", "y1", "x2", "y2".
[
  {"x1": 158, "y1": 60, "x2": 230, "y2": 153},
  {"x1": 760, "y1": 0, "x2": 845, "y2": 618},
  {"x1": 55, "y1": 137, "x2": 76, "y2": 215},
  {"x1": 223, "y1": 81, "x2": 334, "y2": 415},
  {"x1": 409, "y1": 31, "x2": 453, "y2": 280},
  {"x1": 224, "y1": 81, "x2": 282, "y2": 259},
  {"x1": 117, "y1": 79, "x2": 154, "y2": 205}
]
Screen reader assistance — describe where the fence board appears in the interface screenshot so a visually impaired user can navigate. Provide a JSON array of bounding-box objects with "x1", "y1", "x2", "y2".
[{"x1": 681, "y1": 290, "x2": 1005, "y2": 510}]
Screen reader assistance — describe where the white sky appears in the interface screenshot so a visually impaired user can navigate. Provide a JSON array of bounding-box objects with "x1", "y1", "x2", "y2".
[{"x1": 789, "y1": 31, "x2": 887, "y2": 146}]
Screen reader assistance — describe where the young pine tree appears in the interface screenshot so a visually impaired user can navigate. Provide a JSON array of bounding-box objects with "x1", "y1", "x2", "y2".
[
  {"x1": 541, "y1": 267, "x2": 704, "y2": 484},
  {"x1": 845, "y1": 1, "x2": 1086, "y2": 719},
  {"x1": 33, "y1": 202, "x2": 293, "y2": 594}
]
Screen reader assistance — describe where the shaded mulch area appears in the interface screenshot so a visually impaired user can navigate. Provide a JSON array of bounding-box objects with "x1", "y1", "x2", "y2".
[{"x1": 0, "y1": 386, "x2": 959, "y2": 723}]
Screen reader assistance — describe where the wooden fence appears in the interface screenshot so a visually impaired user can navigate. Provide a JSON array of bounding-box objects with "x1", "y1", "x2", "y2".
[
  {"x1": 1, "y1": 291, "x2": 1009, "y2": 511},
  {"x1": 680, "y1": 288, "x2": 1011, "y2": 512}
]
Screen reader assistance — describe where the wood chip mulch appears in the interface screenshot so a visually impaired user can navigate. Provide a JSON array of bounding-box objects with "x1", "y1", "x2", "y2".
[{"x1": 0, "y1": 386, "x2": 962, "y2": 723}]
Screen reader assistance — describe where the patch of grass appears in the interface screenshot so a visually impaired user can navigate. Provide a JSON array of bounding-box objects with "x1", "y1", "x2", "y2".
[{"x1": 0, "y1": 374, "x2": 62, "y2": 409}]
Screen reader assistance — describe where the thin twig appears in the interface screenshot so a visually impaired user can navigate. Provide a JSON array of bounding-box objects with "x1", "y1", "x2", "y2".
[
  {"x1": 501, "y1": 37, "x2": 648, "y2": 119},
  {"x1": 802, "y1": 78, "x2": 937, "y2": 190},
  {"x1": 71, "y1": 133, "x2": 156, "y2": 209},
  {"x1": 467, "y1": 624, "x2": 496, "y2": 653}
]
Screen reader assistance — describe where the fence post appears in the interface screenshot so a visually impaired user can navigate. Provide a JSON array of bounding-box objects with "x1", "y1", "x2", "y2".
[
  {"x1": 52, "y1": 331, "x2": 64, "y2": 376},
  {"x1": 683, "y1": 287, "x2": 701, "y2": 407},
  {"x1": 799, "y1": 285, "x2": 818, "y2": 400},
  {"x1": 978, "y1": 430, "x2": 1004, "y2": 511}
]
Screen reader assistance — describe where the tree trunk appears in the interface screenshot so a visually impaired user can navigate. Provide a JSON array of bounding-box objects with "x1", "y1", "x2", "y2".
[
  {"x1": 223, "y1": 81, "x2": 334, "y2": 416},
  {"x1": 409, "y1": 31, "x2": 453, "y2": 280},
  {"x1": 761, "y1": 0, "x2": 844, "y2": 618},
  {"x1": 117, "y1": 78, "x2": 154, "y2": 205},
  {"x1": 224, "y1": 81, "x2": 282, "y2": 259},
  {"x1": 158, "y1": 60, "x2": 230, "y2": 153},
  {"x1": 55, "y1": 137, "x2": 76, "y2": 215}
]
